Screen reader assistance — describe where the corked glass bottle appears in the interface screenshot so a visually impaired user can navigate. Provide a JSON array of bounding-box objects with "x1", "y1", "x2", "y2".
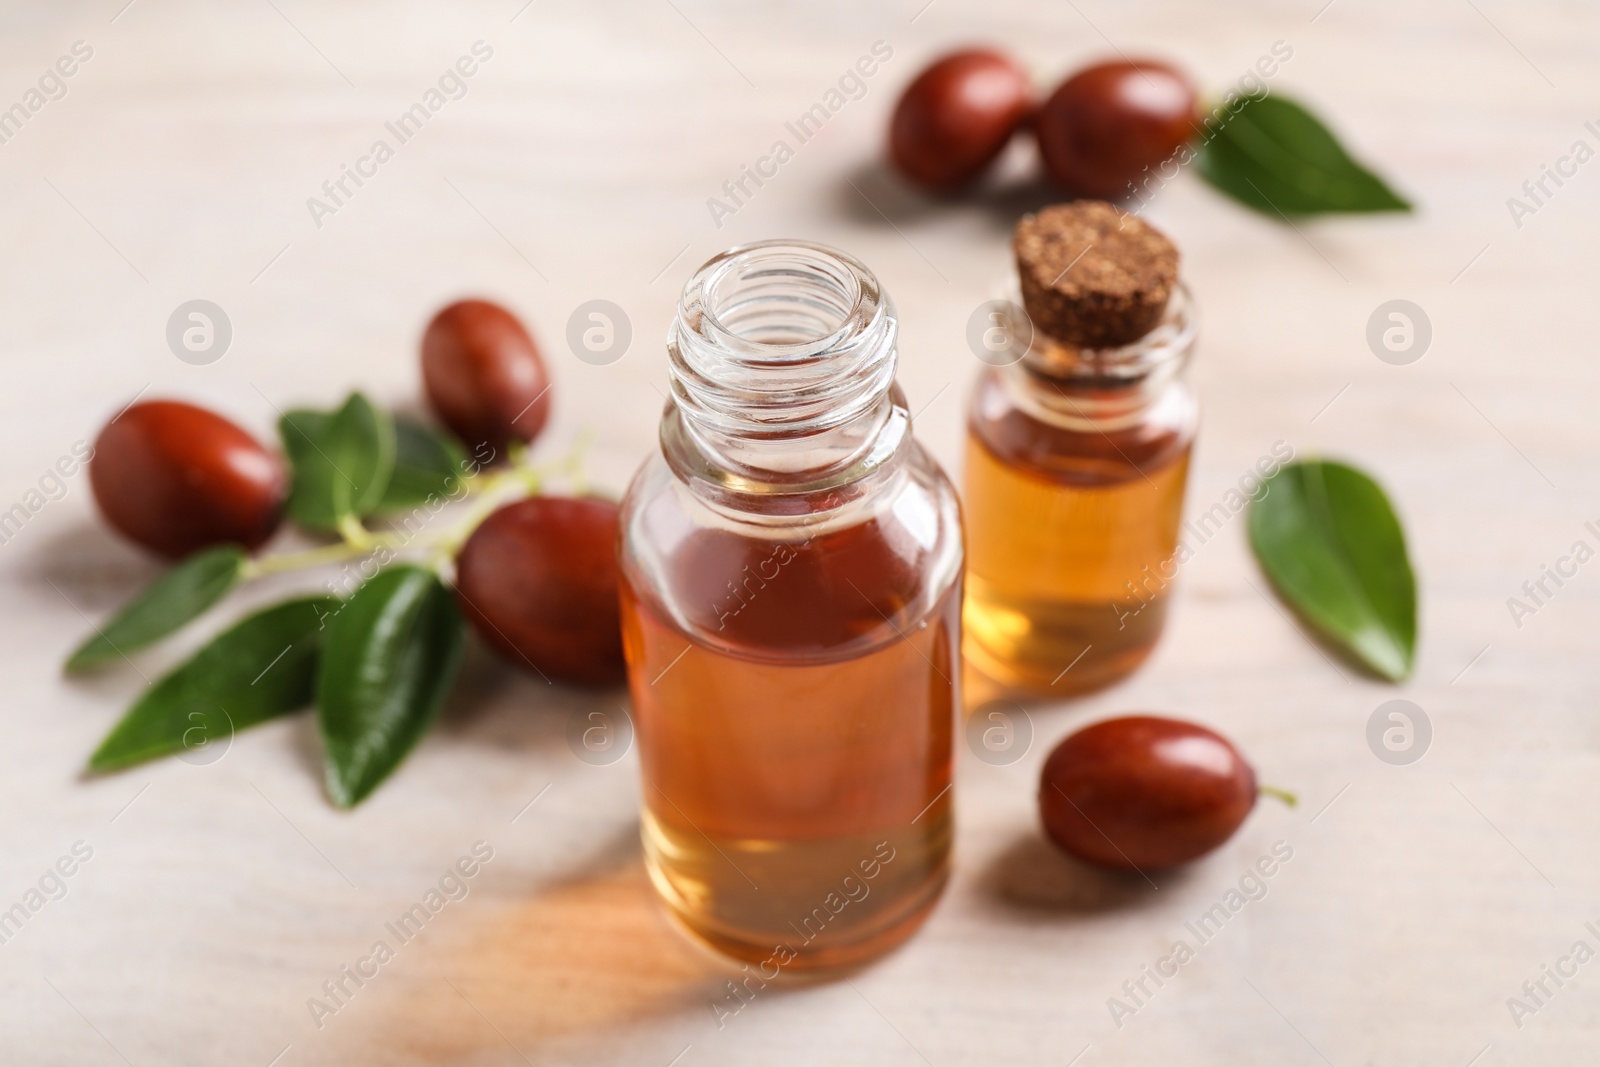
[
  {"x1": 617, "y1": 240, "x2": 964, "y2": 973},
  {"x1": 964, "y1": 202, "x2": 1197, "y2": 695}
]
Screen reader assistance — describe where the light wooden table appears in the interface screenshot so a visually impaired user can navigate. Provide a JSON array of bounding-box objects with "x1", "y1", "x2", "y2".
[{"x1": 2, "y1": 1, "x2": 1596, "y2": 1063}]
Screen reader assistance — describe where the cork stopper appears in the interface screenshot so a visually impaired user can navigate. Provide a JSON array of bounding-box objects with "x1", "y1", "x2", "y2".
[{"x1": 1014, "y1": 201, "x2": 1179, "y2": 349}]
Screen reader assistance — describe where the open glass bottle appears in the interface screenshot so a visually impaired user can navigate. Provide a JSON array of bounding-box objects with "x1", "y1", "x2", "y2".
[{"x1": 618, "y1": 240, "x2": 964, "y2": 973}]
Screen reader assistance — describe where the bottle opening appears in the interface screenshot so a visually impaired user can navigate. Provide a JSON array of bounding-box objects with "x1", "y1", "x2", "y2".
[
  {"x1": 701, "y1": 243, "x2": 861, "y2": 350},
  {"x1": 665, "y1": 240, "x2": 905, "y2": 489},
  {"x1": 671, "y1": 240, "x2": 896, "y2": 433}
]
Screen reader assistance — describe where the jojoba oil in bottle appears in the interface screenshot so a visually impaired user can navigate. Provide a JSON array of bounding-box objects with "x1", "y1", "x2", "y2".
[
  {"x1": 964, "y1": 202, "x2": 1197, "y2": 695},
  {"x1": 618, "y1": 241, "x2": 963, "y2": 973}
]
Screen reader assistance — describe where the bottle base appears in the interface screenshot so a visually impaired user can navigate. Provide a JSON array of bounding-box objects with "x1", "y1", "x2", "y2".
[
  {"x1": 652, "y1": 870, "x2": 948, "y2": 977},
  {"x1": 961, "y1": 583, "x2": 1169, "y2": 697},
  {"x1": 640, "y1": 810, "x2": 952, "y2": 976}
]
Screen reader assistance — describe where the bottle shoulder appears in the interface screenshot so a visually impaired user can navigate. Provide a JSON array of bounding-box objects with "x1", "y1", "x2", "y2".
[
  {"x1": 968, "y1": 365, "x2": 1197, "y2": 487},
  {"x1": 618, "y1": 443, "x2": 963, "y2": 664}
]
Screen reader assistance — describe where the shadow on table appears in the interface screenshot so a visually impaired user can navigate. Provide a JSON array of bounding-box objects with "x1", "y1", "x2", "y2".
[
  {"x1": 981, "y1": 831, "x2": 1192, "y2": 915},
  {"x1": 432, "y1": 639, "x2": 587, "y2": 747},
  {"x1": 320, "y1": 830, "x2": 731, "y2": 1064},
  {"x1": 24, "y1": 518, "x2": 160, "y2": 610},
  {"x1": 830, "y1": 158, "x2": 1066, "y2": 234}
]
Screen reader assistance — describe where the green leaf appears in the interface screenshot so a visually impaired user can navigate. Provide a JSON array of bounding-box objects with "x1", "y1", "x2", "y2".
[
  {"x1": 374, "y1": 418, "x2": 468, "y2": 514},
  {"x1": 88, "y1": 596, "x2": 341, "y2": 772},
  {"x1": 317, "y1": 566, "x2": 464, "y2": 807},
  {"x1": 1249, "y1": 460, "x2": 1416, "y2": 680},
  {"x1": 1196, "y1": 94, "x2": 1411, "y2": 216},
  {"x1": 66, "y1": 545, "x2": 248, "y2": 672},
  {"x1": 280, "y1": 393, "x2": 396, "y2": 532}
]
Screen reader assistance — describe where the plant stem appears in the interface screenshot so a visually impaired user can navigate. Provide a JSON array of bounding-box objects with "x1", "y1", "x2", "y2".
[
  {"x1": 336, "y1": 513, "x2": 374, "y2": 550},
  {"x1": 1258, "y1": 784, "x2": 1298, "y2": 809},
  {"x1": 240, "y1": 443, "x2": 584, "y2": 583},
  {"x1": 243, "y1": 539, "x2": 390, "y2": 578}
]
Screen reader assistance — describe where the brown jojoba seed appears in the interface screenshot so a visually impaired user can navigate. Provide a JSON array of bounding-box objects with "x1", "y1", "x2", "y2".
[
  {"x1": 889, "y1": 49, "x2": 1033, "y2": 193},
  {"x1": 454, "y1": 495, "x2": 625, "y2": 686},
  {"x1": 88, "y1": 400, "x2": 285, "y2": 559},
  {"x1": 421, "y1": 299, "x2": 551, "y2": 461},
  {"x1": 1034, "y1": 59, "x2": 1199, "y2": 200},
  {"x1": 1039, "y1": 715, "x2": 1257, "y2": 870}
]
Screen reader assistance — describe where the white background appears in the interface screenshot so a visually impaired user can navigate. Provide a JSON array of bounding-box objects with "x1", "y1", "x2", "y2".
[{"x1": 0, "y1": 0, "x2": 1595, "y2": 1063}]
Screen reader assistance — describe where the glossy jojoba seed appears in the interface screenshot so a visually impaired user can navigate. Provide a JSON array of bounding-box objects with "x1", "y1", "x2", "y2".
[
  {"x1": 454, "y1": 495, "x2": 625, "y2": 686},
  {"x1": 1035, "y1": 59, "x2": 1198, "y2": 200},
  {"x1": 889, "y1": 48, "x2": 1033, "y2": 193},
  {"x1": 421, "y1": 299, "x2": 551, "y2": 461},
  {"x1": 1039, "y1": 715, "x2": 1256, "y2": 870},
  {"x1": 88, "y1": 400, "x2": 285, "y2": 559}
]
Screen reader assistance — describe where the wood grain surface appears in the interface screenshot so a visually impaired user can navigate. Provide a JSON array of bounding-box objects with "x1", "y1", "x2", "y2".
[{"x1": 0, "y1": 1, "x2": 1595, "y2": 1064}]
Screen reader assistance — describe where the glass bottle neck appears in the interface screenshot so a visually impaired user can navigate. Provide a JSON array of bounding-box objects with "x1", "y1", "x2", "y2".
[
  {"x1": 662, "y1": 241, "x2": 909, "y2": 515},
  {"x1": 1000, "y1": 280, "x2": 1196, "y2": 432}
]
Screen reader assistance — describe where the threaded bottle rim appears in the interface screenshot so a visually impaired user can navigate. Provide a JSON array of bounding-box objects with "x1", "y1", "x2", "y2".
[{"x1": 668, "y1": 240, "x2": 898, "y2": 447}]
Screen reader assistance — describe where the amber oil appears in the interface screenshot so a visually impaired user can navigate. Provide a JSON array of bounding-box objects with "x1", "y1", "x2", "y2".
[
  {"x1": 618, "y1": 241, "x2": 964, "y2": 972},
  {"x1": 963, "y1": 285, "x2": 1197, "y2": 695}
]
